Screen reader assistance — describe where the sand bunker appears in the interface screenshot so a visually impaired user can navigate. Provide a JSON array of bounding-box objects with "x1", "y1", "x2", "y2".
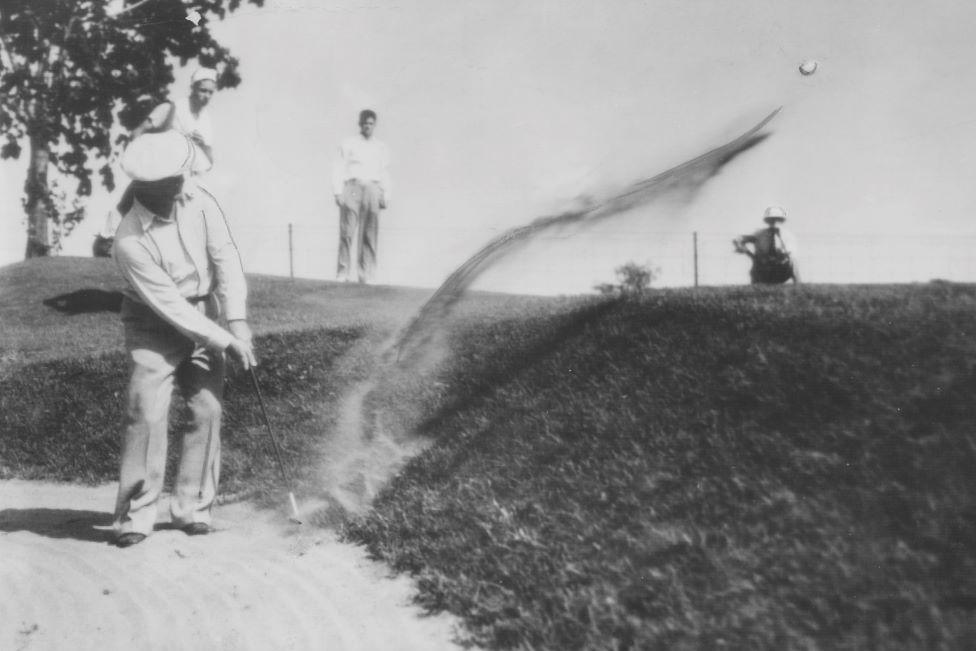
[{"x1": 0, "y1": 480, "x2": 461, "y2": 651}]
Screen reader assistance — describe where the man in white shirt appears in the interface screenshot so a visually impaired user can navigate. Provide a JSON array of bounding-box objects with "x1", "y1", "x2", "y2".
[
  {"x1": 131, "y1": 67, "x2": 217, "y2": 170},
  {"x1": 111, "y1": 131, "x2": 255, "y2": 548},
  {"x1": 733, "y1": 206, "x2": 801, "y2": 284},
  {"x1": 331, "y1": 109, "x2": 392, "y2": 284},
  {"x1": 102, "y1": 67, "x2": 219, "y2": 259}
]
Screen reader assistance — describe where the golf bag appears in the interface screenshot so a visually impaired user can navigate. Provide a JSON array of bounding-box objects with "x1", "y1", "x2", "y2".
[{"x1": 750, "y1": 251, "x2": 795, "y2": 284}]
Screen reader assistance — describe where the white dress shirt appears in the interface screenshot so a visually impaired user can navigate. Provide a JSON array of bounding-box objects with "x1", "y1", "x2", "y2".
[
  {"x1": 331, "y1": 135, "x2": 392, "y2": 200},
  {"x1": 113, "y1": 184, "x2": 246, "y2": 351}
]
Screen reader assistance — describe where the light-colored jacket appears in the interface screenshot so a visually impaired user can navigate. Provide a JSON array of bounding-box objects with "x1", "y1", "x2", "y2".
[{"x1": 113, "y1": 184, "x2": 246, "y2": 351}]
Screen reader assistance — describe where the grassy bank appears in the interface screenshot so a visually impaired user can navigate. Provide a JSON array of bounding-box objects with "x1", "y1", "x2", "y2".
[
  {"x1": 3, "y1": 258, "x2": 976, "y2": 649},
  {"x1": 0, "y1": 327, "x2": 364, "y2": 497},
  {"x1": 344, "y1": 284, "x2": 976, "y2": 649}
]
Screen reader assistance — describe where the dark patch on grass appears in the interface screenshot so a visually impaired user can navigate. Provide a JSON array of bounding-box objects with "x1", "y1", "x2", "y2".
[{"x1": 42, "y1": 289, "x2": 124, "y2": 314}]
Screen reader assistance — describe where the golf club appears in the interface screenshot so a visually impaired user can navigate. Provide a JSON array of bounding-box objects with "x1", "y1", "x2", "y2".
[{"x1": 249, "y1": 366, "x2": 303, "y2": 524}]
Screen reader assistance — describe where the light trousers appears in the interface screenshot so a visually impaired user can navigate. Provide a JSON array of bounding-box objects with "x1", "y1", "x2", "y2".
[
  {"x1": 113, "y1": 298, "x2": 225, "y2": 535},
  {"x1": 337, "y1": 179, "x2": 382, "y2": 283}
]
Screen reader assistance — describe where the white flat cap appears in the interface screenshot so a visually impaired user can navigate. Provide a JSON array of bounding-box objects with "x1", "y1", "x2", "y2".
[
  {"x1": 191, "y1": 67, "x2": 218, "y2": 85},
  {"x1": 122, "y1": 131, "x2": 203, "y2": 181}
]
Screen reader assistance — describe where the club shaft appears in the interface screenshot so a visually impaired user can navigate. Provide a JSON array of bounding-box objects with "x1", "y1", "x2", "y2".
[{"x1": 249, "y1": 367, "x2": 292, "y2": 484}]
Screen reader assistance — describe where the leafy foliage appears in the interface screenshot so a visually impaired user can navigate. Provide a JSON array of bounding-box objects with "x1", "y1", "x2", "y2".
[
  {"x1": 596, "y1": 260, "x2": 659, "y2": 296},
  {"x1": 0, "y1": 0, "x2": 264, "y2": 254}
]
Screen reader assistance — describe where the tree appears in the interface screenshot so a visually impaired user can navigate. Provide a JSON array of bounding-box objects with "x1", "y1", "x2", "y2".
[
  {"x1": 595, "y1": 261, "x2": 659, "y2": 297},
  {"x1": 0, "y1": 0, "x2": 264, "y2": 258}
]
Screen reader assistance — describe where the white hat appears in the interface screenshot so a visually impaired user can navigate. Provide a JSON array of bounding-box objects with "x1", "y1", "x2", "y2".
[
  {"x1": 763, "y1": 205, "x2": 787, "y2": 222},
  {"x1": 191, "y1": 67, "x2": 218, "y2": 85},
  {"x1": 122, "y1": 131, "x2": 206, "y2": 181}
]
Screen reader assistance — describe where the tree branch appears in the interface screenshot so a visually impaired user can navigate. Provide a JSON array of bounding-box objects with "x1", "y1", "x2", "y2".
[{"x1": 107, "y1": 0, "x2": 157, "y2": 20}]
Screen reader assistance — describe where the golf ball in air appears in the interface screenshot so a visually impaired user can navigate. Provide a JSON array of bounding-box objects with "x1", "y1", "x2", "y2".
[{"x1": 799, "y1": 60, "x2": 819, "y2": 76}]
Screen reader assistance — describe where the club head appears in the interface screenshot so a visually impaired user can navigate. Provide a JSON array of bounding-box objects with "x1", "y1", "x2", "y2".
[{"x1": 288, "y1": 492, "x2": 303, "y2": 525}]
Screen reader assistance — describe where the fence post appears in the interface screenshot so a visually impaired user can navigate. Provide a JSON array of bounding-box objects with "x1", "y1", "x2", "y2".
[
  {"x1": 288, "y1": 223, "x2": 294, "y2": 280},
  {"x1": 693, "y1": 231, "x2": 699, "y2": 287}
]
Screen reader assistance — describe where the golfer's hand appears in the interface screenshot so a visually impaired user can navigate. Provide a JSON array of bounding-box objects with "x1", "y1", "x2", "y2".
[
  {"x1": 334, "y1": 194, "x2": 342, "y2": 208},
  {"x1": 227, "y1": 337, "x2": 257, "y2": 370},
  {"x1": 379, "y1": 196, "x2": 388, "y2": 210}
]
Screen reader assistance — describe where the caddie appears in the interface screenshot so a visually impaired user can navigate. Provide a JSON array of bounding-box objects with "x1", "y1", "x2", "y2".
[
  {"x1": 111, "y1": 130, "x2": 256, "y2": 548},
  {"x1": 733, "y1": 206, "x2": 801, "y2": 285}
]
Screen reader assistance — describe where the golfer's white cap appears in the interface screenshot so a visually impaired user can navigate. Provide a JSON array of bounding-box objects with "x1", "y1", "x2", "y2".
[
  {"x1": 122, "y1": 131, "x2": 207, "y2": 181},
  {"x1": 763, "y1": 205, "x2": 787, "y2": 222},
  {"x1": 191, "y1": 67, "x2": 218, "y2": 85}
]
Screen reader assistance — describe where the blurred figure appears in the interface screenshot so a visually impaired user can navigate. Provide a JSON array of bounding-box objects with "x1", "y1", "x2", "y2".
[
  {"x1": 131, "y1": 67, "x2": 218, "y2": 169},
  {"x1": 331, "y1": 109, "x2": 392, "y2": 284},
  {"x1": 733, "y1": 206, "x2": 801, "y2": 284},
  {"x1": 113, "y1": 67, "x2": 219, "y2": 228}
]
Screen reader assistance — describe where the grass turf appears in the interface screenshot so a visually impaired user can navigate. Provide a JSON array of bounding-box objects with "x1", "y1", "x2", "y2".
[
  {"x1": 3, "y1": 257, "x2": 976, "y2": 649},
  {"x1": 343, "y1": 283, "x2": 976, "y2": 649}
]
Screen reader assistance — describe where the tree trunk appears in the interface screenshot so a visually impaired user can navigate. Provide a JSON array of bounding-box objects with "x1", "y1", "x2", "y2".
[{"x1": 24, "y1": 134, "x2": 52, "y2": 258}]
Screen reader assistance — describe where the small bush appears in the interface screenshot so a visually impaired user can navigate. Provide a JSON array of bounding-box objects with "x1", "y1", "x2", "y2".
[{"x1": 595, "y1": 260, "x2": 659, "y2": 296}]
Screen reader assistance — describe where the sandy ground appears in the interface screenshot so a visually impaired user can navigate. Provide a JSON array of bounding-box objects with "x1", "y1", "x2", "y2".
[{"x1": 0, "y1": 480, "x2": 464, "y2": 651}]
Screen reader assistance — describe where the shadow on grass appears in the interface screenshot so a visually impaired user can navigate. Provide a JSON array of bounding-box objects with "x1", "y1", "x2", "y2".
[
  {"x1": 0, "y1": 508, "x2": 114, "y2": 544},
  {"x1": 42, "y1": 289, "x2": 124, "y2": 315},
  {"x1": 416, "y1": 297, "x2": 619, "y2": 437}
]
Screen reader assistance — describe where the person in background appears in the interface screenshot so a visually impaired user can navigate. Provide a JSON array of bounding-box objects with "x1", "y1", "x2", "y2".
[
  {"x1": 131, "y1": 66, "x2": 218, "y2": 169},
  {"x1": 99, "y1": 67, "x2": 220, "y2": 259},
  {"x1": 111, "y1": 130, "x2": 255, "y2": 548},
  {"x1": 331, "y1": 109, "x2": 392, "y2": 284},
  {"x1": 733, "y1": 206, "x2": 801, "y2": 284}
]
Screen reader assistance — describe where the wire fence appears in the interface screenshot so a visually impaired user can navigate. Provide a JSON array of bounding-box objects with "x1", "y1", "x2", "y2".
[
  {"x1": 4, "y1": 223, "x2": 974, "y2": 293},
  {"x1": 232, "y1": 223, "x2": 976, "y2": 293}
]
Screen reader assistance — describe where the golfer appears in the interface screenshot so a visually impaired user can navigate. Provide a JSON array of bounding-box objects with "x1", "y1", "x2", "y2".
[
  {"x1": 111, "y1": 131, "x2": 255, "y2": 548},
  {"x1": 331, "y1": 109, "x2": 392, "y2": 284},
  {"x1": 733, "y1": 206, "x2": 801, "y2": 284}
]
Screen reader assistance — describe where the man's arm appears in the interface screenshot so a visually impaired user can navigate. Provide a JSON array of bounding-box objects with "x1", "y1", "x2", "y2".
[
  {"x1": 130, "y1": 102, "x2": 173, "y2": 140},
  {"x1": 114, "y1": 236, "x2": 237, "y2": 352},
  {"x1": 331, "y1": 142, "x2": 348, "y2": 207},
  {"x1": 198, "y1": 189, "x2": 254, "y2": 363},
  {"x1": 191, "y1": 136, "x2": 214, "y2": 166},
  {"x1": 378, "y1": 142, "x2": 391, "y2": 209},
  {"x1": 733, "y1": 234, "x2": 755, "y2": 256},
  {"x1": 199, "y1": 189, "x2": 247, "y2": 317}
]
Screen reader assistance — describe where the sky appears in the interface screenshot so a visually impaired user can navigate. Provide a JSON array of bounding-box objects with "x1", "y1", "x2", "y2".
[{"x1": 3, "y1": 0, "x2": 976, "y2": 293}]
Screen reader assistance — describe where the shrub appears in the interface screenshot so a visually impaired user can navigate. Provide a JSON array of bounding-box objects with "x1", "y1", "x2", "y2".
[{"x1": 595, "y1": 260, "x2": 659, "y2": 296}]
